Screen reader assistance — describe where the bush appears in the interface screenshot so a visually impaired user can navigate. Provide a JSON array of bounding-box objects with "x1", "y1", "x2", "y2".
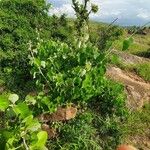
[
  {"x1": 29, "y1": 40, "x2": 107, "y2": 112},
  {"x1": 0, "y1": 0, "x2": 52, "y2": 92},
  {"x1": 98, "y1": 26, "x2": 123, "y2": 51},
  {"x1": 135, "y1": 63, "x2": 150, "y2": 81},
  {"x1": 94, "y1": 115, "x2": 125, "y2": 150},
  {"x1": 96, "y1": 81, "x2": 128, "y2": 117},
  {"x1": 0, "y1": 93, "x2": 48, "y2": 149},
  {"x1": 0, "y1": 0, "x2": 73, "y2": 94}
]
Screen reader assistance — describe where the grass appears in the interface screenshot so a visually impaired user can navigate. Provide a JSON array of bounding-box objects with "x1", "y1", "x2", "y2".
[
  {"x1": 47, "y1": 103, "x2": 150, "y2": 150},
  {"x1": 47, "y1": 111, "x2": 102, "y2": 150},
  {"x1": 121, "y1": 104, "x2": 150, "y2": 149},
  {"x1": 109, "y1": 53, "x2": 150, "y2": 82},
  {"x1": 47, "y1": 110, "x2": 126, "y2": 150},
  {"x1": 135, "y1": 63, "x2": 150, "y2": 81},
  {"x1": 87, "y1": 20, "x2": 150, "y2": 58},
  {"x1": 113, "y1": 33, "x2": 150, "y2": 57},
  {"x1": 123, "y1": 104, "x2": 150, "y2": 137}
]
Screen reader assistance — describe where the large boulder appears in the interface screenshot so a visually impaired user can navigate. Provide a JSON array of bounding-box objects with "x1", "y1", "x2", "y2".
[{"x1": 106, "y1": 66, "x2": 150, "y2": 109}]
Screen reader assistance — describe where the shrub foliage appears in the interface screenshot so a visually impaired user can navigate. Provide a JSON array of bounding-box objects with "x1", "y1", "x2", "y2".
[{"x1": 29, "y1": 40, "x2": 107, "y2": 112}]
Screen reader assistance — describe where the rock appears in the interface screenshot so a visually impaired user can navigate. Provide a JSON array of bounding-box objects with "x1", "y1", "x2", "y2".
[
  {"x1": 41, "y1": 124, "x2": 56, "y2": 139},
  {"x1": 106, "y1": 66, "x2": 150, "y2": 109},
  {"x1": 38, "y1": 106, "x2": 77, "y2": 122},
  {"x1": 50, "y1": 106, "x2": 77, "y2": 121},
  {"x1": 117, "y1": 145, "x2": 137, "y2": 150},
  {"x1": 112, "y1": 49, "x2": 150, "y2": 65}
]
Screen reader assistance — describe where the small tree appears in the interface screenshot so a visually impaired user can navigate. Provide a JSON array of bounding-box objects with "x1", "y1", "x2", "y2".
[{"x1": 72, "y1": 0, "x2": 98, "y2": 47}]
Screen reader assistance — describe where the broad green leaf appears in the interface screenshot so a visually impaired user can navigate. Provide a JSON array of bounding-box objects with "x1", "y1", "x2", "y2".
[
  {"x1": 22, "y1": 115, "x2": 33, "y2": 124},
  {"x1": 37, "y1": 131, "x2": 48, "y2": 146},
  {"x1": 82, "y1": 74, "x2": 92, "y2": 89},
  {"x1": 25, "y1": 95, "x2": 36, "y2": 105},
  {"x1": 110, "y1": 54, "x2": 120, "y2": 64},
  {"x1": 122, "y1": 37, "x2": 133, "y2": 51},
  {"x1": 22, "y1": 115, "x2": 41, "y2": 132},
  {"x1": 34, "y1": 58, "x2": 41, "y2": 67},
  {"x1": 41, "y1": 61, "x2": 46, "y2": 68},
  {"x1": 2, "y1": 131, "x2": 12, "y2": 139},
  {"x1": 8, "y1": 94, "x2": 19, "y2": 104},
  {"x1": 85, "y1": 62, "x2": 91, "y2": 71},
  {"x1": 0, "y1": 95, "x2": 9, "y2": 111},
  {"x1": 7, "y1": 137, "x2": 15, "y2": 146},
  {"x1": 30, "y1": 131, "x2": 48, "y2": 150},
  {"x1": 26, "y1": 118, "x2": 41, "y2": 132},
  {"x1": 14, "y1": 103, "x2": 31, "y2": 119}
]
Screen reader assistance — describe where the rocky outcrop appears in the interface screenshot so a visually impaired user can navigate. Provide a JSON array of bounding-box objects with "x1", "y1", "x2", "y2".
[
  {"x1": 106, "y1": 66, "x2": 150, "y2": 109},
  {"x1": 112, "y1": 49, "x2": 150, "y2": 65}
]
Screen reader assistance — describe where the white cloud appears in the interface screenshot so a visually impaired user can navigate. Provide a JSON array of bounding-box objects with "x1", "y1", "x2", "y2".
[
  {"x1": 137, "y1": 8, "x2": 150, "y2": 20},
  {"x1": 48, "y1": 0, "x2": 150, "y2": 25},
  {"x1": 49, "y1": 3, "x2": 73, "y2": 16}
]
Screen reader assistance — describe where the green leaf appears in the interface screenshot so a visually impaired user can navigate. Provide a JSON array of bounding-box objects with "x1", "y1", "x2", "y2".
[
  {"x1": 41, "y1": 61, "x2": 46, "y2": 68},
  {"x1": 0, "y1": 95, "x2": 9, "y2": 111},
  {"x1": 82, "y1": 74, "x2": 92, "y2": 89},
  {"x1": 8, "y1": 94, "x2": 19, "y2": 104},
  {"x1": 23, "y1": 116, "x2": 41, "y2": 132},
  {"x1": 122, "y1": 37, "x2": 133, "y2": 51},
  {"x1": 14, "y1": 103, "x2": 32, "y2": 119},
  {"x1": 37, "y1": 131, "x2": 48, "y2": 147},
  {"x1": 30, "y1": 131, "x2": 48, "y2": 150},
  {"x1": 27, "y1": 119, "x2": 41, "y2": 132},
  {"x1": 110, "y1": 54, "x2": 120, "y2": 64},
  {"x1": 34, "y1": 58, "x2": 41, "y2": 67},
  {"x1": 25, "y1": 95, "x2": 36, "y2": 105},
  {"x1": 22, "y1": 115, "x2": 33, "y2": 124},
  {"x1": 7, "y1": 137, "x2": 15, "y2": 146},
  {"x1": 2, "y1": 131, "x2": 12, "y2": 139}
]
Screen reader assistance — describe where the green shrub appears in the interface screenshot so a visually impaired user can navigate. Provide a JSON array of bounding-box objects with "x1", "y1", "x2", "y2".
[
  {"x1": 135, "y1": 63, "x2": 150, "y2": 81},
  {"x1": 93, "y1": 115, "x2": 125, "y2": 150},
  {"x1": 90, "y1": 80, "x2": 128, "y2": 118},
  {"x1": 98, "y1": 26, "x2": 123, "y2": 51},
  {"x1": 0, "y1": 0, "x2": 52, "y2": 92},
  {"x1": 0, "y1": 0, "x2": 73, "y2": 94},
  {"x1": 47, "y1": 106, "x2": 128, "y2": 150},
  {"x1": 29, "y1": 40, "x2": 107, "y2": 112},
  {"x1": 0, "y1": 93, "x2": 48, "y2": 149}
]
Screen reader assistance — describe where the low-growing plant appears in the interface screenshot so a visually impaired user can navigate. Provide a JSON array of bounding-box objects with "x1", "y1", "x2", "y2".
[
  {"x1": 0, "y1": 93, "x2": 48, "y2": 150},
  {"x1": 135, "y1": 62, "x2": 150, "y2": 81},
  {"x1": 90, "y1": 80, "x2": 128, "y2": 118},
  {"x1": 29, "y1": 40, "x2": 107, "y2": 113},
  {"x1": 98, "y1": 25, "x2": 123, "y2": 51},
  {"x1": 94, "y1": 115, "x2": 125, "y2": 150},
  {"x1": 47, "y1": 111, "x2": 101, "y2": 150}
]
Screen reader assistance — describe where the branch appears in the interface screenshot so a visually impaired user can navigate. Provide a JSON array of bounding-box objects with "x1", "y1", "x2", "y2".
[
  {"x1": 84, "y1": 0, "x2": 88, "y2": 9},
  {"x1": 23, "y1": 138, "x2": 29, "y2": 150}
]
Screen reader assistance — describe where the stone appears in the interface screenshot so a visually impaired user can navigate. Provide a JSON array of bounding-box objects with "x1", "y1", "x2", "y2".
[
  {"x1": 41, "y1": 124, "x2": 56, "y2": 139},
  {"x1": 38, "y1": 106, "x2": 77, "y2": 122},
  {"x1": 117, "y1": 145, "x2": 137, "y2": 150},
  {"x1": 50, "y1": 106, "x2": 77, "y2": 121},
  {"x1": 106, "y1": 66, "x2": 150, "y2": 109}
]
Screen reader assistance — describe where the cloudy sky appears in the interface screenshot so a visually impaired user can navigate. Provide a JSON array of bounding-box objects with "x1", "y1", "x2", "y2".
[{"x1": 48, "y1": 0, "x2": 150, "y2": 26}]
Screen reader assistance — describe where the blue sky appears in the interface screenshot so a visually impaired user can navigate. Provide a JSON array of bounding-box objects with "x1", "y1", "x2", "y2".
[{"x1": 48, "y1": 0, "x2": 150, "y2": 26}]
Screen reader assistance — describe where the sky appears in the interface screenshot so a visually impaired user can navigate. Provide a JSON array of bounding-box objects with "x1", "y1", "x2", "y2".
[{"x1": 47, "y1": 0, "x2": 150, "y2": 26}]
